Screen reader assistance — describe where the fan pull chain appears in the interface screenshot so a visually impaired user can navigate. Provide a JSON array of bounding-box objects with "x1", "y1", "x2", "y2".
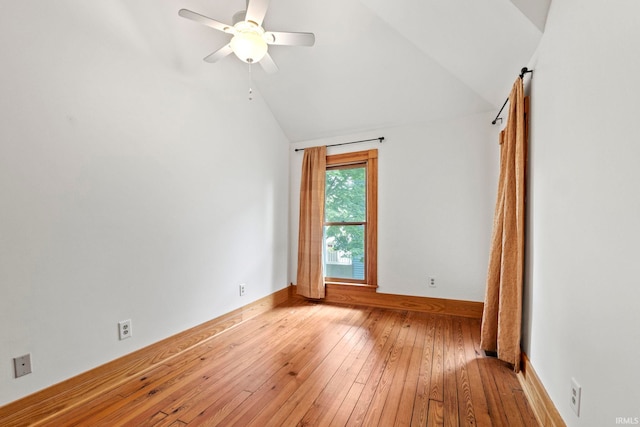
[{"x1": 248, "y1": 63, "x2": 253, "y2": 101}]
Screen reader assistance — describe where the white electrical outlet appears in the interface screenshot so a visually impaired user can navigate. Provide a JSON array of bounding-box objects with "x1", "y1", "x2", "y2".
[
  {"x1": 239, "y1": 283, "x2": 246, "y2": 296},
  {"x1": 570, "y1": 377, "x2": 581, "y2": 416},
  {"x1": 428, "y1": 277, "x2": 436, "y2": 288},
  {"x1": 118, "y1": 319, "x2": 132, "y2": 340}
]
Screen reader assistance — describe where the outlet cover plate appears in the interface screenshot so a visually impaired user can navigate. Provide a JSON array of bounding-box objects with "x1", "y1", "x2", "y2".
[
  {"x1": 14, "y1": 354, "x2": 32, "y2": 378},
  {"x1": 118, "y1": 319, "x2": 132, "y2": 340},
  {"x1": 570, "y1": 377, "x2": 581, "y2": 416}
]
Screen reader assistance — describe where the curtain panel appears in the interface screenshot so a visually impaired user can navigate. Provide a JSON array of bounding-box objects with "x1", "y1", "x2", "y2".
[
  {"x1": 296, "y1": 146, "x2": 327, "y2": 299},
  {"x1": 480, "y1": 78, "x2": 527, "y2": 372}
]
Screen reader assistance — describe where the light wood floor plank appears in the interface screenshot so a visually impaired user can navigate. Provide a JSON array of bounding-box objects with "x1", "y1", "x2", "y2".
[
  {"x1": 460, "y1": 318, "x2": 493, "y2": 427},
  {"x1": 410, "y1": 313, "x2": 437, "y2": 426},
  {"x1": 469, "y1": 319, "x2": 512, "y2": 427},
  {"x1": 375, "y1": 310, "x2": 421, "y2": 426},
  {"x1": 427, "y1": 399, "x2": 445, "y2": 427},
  {"x1": 513, "y1": 388, "x2": 541, "y2": 426},
  {"x1": 492, "y1": 358, "x2": 539, "y2": 427},
  {"x1": 429, "y1": 315, "x2": 445, "y2": 402},
  {"x1": 391, "y1": 310, "x2": 427, "y2": 426},
  {"x1": 443, "y1": 317, "x2": 460, "y2": 427},
  {"x1": 453, "y1": 318, "x2": 476, "y2": 427}
]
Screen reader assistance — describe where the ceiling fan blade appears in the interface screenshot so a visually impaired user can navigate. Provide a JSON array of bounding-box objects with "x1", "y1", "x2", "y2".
[
  {"x1": 178, "y1": 9, "x2": 233, "y2": 33},
  {"x1": 245, "y1": 0, "x2": 270, "y2": 26},
  {"x1": 259, "y1": 53, "x2": 278, "y2": 74},
  {"x1": 264, "y1": 31, "x2": 315, "y2": 47},
  {"x1": 203, "y1": 44, "x2": 234, "y2": 63}
]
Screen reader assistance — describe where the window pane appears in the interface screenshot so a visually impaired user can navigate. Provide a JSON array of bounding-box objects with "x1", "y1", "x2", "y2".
[
  {"x1": 325, "y1": 167, "x2": 366, "y2": 223},
  {"x1": 324, "y1": 225, "x2": 365, "y2": 280}
]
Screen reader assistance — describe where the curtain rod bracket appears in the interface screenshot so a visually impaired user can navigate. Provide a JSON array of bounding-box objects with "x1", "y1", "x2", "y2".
[
  {"x1": 519, "y1": 67, "x2": 533, "y2": 79},
  {"x1": 492, "y1": 66, "x2": 534, "y2": 125}
]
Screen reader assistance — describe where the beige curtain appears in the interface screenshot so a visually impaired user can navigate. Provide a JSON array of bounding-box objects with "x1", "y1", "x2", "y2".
[
  {"x1": 480, "y1": 78, "x2": 527, "y2": 372},
  {"x1": 296, "y1": 146, "x2": 327, "y2": 299}
]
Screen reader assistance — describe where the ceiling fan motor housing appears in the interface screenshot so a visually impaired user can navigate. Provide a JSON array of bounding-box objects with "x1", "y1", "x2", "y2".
[{"x1": 232, "y1": 10, "x2": 246, "y2": 25}]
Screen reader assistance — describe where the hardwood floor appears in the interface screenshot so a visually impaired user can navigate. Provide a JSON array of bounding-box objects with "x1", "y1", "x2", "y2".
[{"x1": 7, "y1": 299, "x2": 539, "y2": 426}]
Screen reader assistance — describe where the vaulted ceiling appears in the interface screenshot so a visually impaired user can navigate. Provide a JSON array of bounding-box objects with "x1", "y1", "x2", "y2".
[{"x1": 25, "y1": 0, "x2": 550, "y2": 142}]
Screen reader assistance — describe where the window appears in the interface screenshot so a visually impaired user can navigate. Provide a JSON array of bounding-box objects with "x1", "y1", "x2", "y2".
[{"x1": 323, "y1": 149, "x2": 377, "y2": 288}]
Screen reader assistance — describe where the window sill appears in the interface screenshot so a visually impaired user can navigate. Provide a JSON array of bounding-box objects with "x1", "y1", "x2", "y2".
[{"x1": 324, "y1": 281, "x2": 378, "y2": 292}]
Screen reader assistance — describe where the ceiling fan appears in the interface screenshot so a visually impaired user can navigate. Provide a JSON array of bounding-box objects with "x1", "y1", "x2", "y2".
[{"x1": 179, "y1": 0, "x2": 315, "y2": 73}]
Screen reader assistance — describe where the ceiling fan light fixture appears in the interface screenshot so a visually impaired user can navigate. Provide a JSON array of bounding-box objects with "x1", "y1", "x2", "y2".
[
  {"x1": 179, "y1": 2, "x2": 315, "y2": 73},
  {"x1": 230, "y1": 30, "x2": 268, "y2": 63}
]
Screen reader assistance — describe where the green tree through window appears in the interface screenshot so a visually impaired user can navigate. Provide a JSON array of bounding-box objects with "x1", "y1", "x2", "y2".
[{"x1": 324, "y1": 165, "x2": 366, "y2": 281}]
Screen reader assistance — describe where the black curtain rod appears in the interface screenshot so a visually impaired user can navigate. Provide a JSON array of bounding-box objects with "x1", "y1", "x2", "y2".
[
  {"x1": 491, "y1": 67, "x2": 534, "y2": 125},
  {"x1": 295, "y1": 137, "x2": 384, "y2": 152}
]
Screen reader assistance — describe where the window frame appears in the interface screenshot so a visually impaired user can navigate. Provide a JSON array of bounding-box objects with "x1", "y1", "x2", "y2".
[{"x1": 324, "y1": 149, "x2": 378, "y2": 289}]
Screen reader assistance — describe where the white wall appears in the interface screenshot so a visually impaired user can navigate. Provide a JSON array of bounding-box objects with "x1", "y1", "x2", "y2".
[
  {"x1": 0, "y1": 3, "x2": 289, "y2": 405},
  {"x1": 289, "y1": 114, "x2": 499, "y2": 302},
  {"x1": 523, "y1": 0, "x2": 640, "y2": 425}
]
